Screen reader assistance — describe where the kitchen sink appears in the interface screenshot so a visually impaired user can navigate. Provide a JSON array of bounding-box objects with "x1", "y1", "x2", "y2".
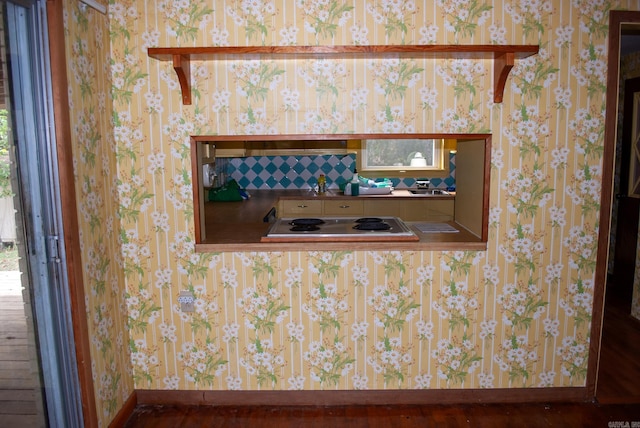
[{"x1": 409, "y1": 189, "x2": 450, "y2": 195}]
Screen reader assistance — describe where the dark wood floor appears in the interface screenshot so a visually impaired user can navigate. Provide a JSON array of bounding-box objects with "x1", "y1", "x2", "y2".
[
  {"x1": 123, "y1": 279, "x2": 640, "y2": 427},
  {"x1": 597, "y1": 282, "x2": 640, "y2": 403},
  {"x1": 123, "y1": 402, "x2": 640, "y2": 427}
]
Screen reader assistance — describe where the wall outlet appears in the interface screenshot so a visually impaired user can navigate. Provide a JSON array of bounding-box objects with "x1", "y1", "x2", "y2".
[{"x1": 177, "y1": 291, "x2": 195, "y2": 312}]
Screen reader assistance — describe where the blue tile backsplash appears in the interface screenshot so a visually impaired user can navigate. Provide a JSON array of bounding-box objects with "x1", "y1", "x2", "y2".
[{"x1": 218, "y1": 153, "x2": 456, "y2": 190}]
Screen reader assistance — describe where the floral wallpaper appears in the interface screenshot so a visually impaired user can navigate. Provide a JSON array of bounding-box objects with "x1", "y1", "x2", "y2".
[
  {"x1": 63, "y1": 0, "x2": 133, "y2": 424},
  {"x1": 61, "y1": 0, "x2": 640, "y2": 426}
]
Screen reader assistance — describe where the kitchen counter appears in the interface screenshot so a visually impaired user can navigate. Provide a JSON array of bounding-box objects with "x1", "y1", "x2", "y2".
[
  {"x1": 200, "y1": 189, "x2": 483, "y2": 251},
  {"x1": 275, "y1": 188, "x2": 455, "y2": 199}
]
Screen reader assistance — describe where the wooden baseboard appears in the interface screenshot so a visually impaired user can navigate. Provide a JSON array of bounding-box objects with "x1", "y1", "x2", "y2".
[
  {"x1": 109, "y1": 391, "x2": 137, "y2": 428},
  {"x1": 135, "y1": 387, "x2": 589, "y2": 407}
]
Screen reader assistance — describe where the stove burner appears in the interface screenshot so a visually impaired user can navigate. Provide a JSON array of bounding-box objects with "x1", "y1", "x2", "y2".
[
  {"x1": 355, "y1": 217, "x2": 384, "y2": 223},
  {"x1": 289, "y1": 218, "x2": 325, "y2": 226},
  {"x1": 353, "y1": 221, "x2": 391, "y2": 231},
  {"x1": 290, "y1": 224, "x2": 321, "y2": 232}
]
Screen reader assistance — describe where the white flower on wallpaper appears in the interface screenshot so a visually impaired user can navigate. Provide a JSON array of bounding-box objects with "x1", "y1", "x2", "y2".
[
  {"x1": 415, "y1": 264, "x2": 435, "y2": 288},
  {"x1": 437, "y1": 0, "x2": 491, "y2": 41},
  {"x1": 177, "y1": 341, "x2": 227, "y2": 387},
  {"x1": 436, "y1": 107, "x2": 485, "y2": 133},
  {"x1": 550, "y1": 146, "x2": 570, "y2": 169},
  {"x1": 570, "y1": 107, "x2": 605, "y2": 159},
  {"x1": 505, "y1": 0, "x2": 553, "y2": 39},
  {"x1": 493, "y1": 336, "x2": 538, "y2": 387},
  {"x1": 210, "y1": 26, "x2": 230, "y2": 46},
  {"x1": 298, "y1": 0, "x2": 353, "y2": 42},
  {"x1": 566, "y1": 163, "x2": 602, "y2": 215},
  {"x1": 496, "y1": 280, "x2": 547, "y2": 329},
  {"x1": 556, "y1": 335, "x2": 589, "y2": 382},
  {"x1": 432, "y1": 338, "x2": 481, "y2": 386},
  {"x1": 544, "y1": 262, "x2": 564, "y2": 286},
  {"x1": 141, "y1": 29, "x2": 161, "y2": 49},
  {"x1": 284, "y1": 266, "x2": 304, "y2": 289},
  {"x1": 537, "y1": 370, "x2": 557, "y2": 387},
  {"x1": 560, "y1": 278, "x2": 595, "y2": 327},
  {"x1": 365, "y1": 0, "x2": 416, "y2": 43},
  {"x1": 226, "y1": 375, "x2": 243, "y2": 390},
  {"x1": 418, "y1": 23, "x2": 439, "y2": 44},
  {"x1": 502, "y1": 168, "x2": 553, "y2": 217},
  {"x1": 300, "y1": 108, "x2": 347, "y2": 133},
  {"x1": 163, "y1": 375, "x2": 180, "y2": 390},
  {"x1": 298, "y1": 60, "x2": 349, "y2": 102},
  {"x1": 160, "y1": 68, "x2": 180, "y2": 90},
  {"x1": 350, "y1": 321, "x2": 369, "y2": 346},
  {"x1": 279, "y1": 25, "x2": 299, "y2": 45},
  {"x1": 419, "y1": 85, "x2": 439, "y2": 111},
  {"x1": 373, "y1": 105, "x2": 415, "y2": 133},
  {"x1": 416, "y1": 319, "x2": 434, "y2": 341},
  {"x1": 510, "y1": 49, "x2": 558, "y2": 100},
  {"x1": 147, "y1": 152, "x2": 166, "y2": 176},
  {"x1": 240, "y1": 338, "x2": 286, "y2": 387},
  {"x1": 159, "y1": 0, "x2": 213, "y2": 42},
  {"x1": 350, "y1": 24, "x2": 369, "y2": 45},
  {"x1": 488, "y1": 23, "x2": 507, "y2": 45},
  {"x1": 226, "y1": 0, "x2": 277, "y2": 44},
  {"x1": 238, "y1": 106, "x2": 278, "y2": 134},
  {"x1": 367, "y1": 336, "x2": 414, "y2": 387},
  {"x1": 503, "y1": 105, "x2": 551, "y2": 158},
  {"x1": 554, "y1": 25, "x2": 575, "y2": 50},
  {"x1": 159, "y1": 321, "x2": 177, "y2": 343},
  {"x1": 287, "y1": 374, "x2": 306, "y2": 390},
  {"x1": 154, "y1": 267, "x2": 173, "y2": 290},
  {"x1": 436, "y1": 59, "x2": 486, "y2": 102},
  {"x1": 543, "y1": 317, "x2": 560, "y2": 338},
  {"x1": 477, "y1": 372, "x2": 495, "y2": 388},
  {"x1": 280, "y1": 87, "x2": 300, "y2": 112},
  {"x1": 482, "y1": 263, "x2": 500, "y2": 287},
  {"x1": 144, "y1": 91, "x2": 164, "y2": 113},
  {"x1": 571, "y1": 44, "x2": 607, "y2": 100},
  {"x1": 211, "y1": 89, "x2": 232, "y2": 115},
  {"x1": 479, "y1": 319, "x2": 497, "y2": 340},
  {"x1": 304, "y1": 339, "x2": 354, "y2": 387},
  {"x1": 286, "y1": 321, "x2": 305, "y2": 343}
]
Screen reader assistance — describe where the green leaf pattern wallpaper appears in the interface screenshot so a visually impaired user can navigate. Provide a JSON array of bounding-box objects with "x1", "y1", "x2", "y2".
[{"x1": 61, "y1": 0, "x2": 640, "y2": 425}]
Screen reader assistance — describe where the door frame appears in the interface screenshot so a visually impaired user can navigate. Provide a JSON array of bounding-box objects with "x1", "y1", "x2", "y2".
[
  {"x1": 45, "y1": 1, "x2": 97, "y2": 426},
  {"x1": 591, "y1": 10, "x2": 640, "y2": 397}
]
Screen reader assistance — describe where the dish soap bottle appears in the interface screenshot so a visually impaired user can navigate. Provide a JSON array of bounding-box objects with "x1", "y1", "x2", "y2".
[
  {"x1": 318, "y1": 174, "x2": 326, "y2": 194},
  {"x1": 350, "y1": 168, "x2": 359, "y2": 196}
]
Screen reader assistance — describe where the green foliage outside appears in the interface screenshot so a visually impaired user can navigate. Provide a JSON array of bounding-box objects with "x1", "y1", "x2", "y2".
[
  {"x1": 0, "y1": 109, "x2": 12, "y2": 198},
  {"x1": 366, "y1": 139, "x2": 435, "y2": 167}
]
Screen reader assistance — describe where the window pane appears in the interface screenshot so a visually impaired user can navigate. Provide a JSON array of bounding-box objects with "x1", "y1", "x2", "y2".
[{"x1": 364, "y1": 139, "x2": 438, "y2": 168}]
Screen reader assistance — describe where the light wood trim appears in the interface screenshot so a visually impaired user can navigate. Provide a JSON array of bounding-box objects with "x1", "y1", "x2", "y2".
[
  {"x1": 493, "y1": 51, "x2": 514, "y2": 103},
  {"x1": 191, "y1": 139, "x2": 203, "y2": 242},
  {"x1": 135, "y1": 387, "x2": 588, "y2": 407},
  {"x1": 592, "y1": 10, "x2": 640, "y2": 400},
  {"x1": 46, "y1": 0, "x2": 98, "y2": 426},
  {"x1": 172, "y1": 54, "x2": 191, "y2": 105},
  {"x1": 148, "y1": 45, "x2": 538, "y2": 105}
]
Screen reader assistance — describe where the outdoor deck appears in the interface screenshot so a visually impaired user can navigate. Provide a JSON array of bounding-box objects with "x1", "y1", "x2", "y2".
[{"x1": 0, "y1": 271, "x2": 42, "y2": 427}]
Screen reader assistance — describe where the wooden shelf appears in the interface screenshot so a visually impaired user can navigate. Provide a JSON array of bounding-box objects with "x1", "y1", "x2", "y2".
[{"x1": 148, "y1": 44, "x2": 539, "y2": 105}]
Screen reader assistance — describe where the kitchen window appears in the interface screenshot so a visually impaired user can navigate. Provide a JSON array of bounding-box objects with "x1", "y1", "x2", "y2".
[{"x1": 362, "y1": 138, "x2": 444, "y2": 171}]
